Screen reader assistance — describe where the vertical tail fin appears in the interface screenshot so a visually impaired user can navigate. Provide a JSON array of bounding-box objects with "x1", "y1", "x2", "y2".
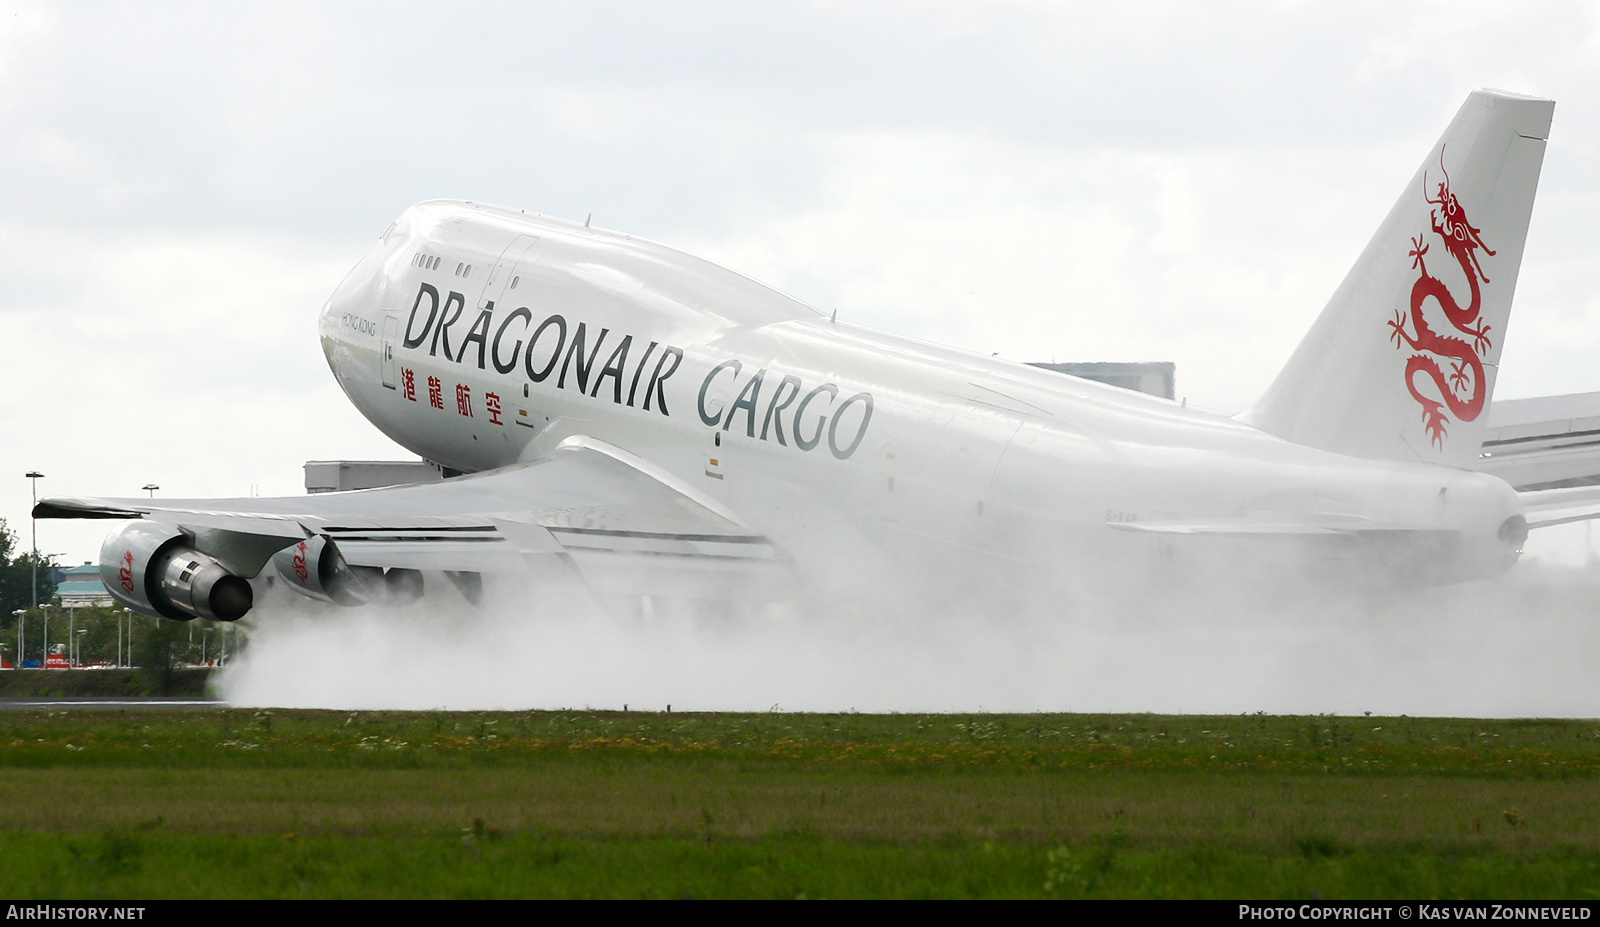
[{"x1": 1241, "y1": 89, "x2": 1553, "y2": 469}]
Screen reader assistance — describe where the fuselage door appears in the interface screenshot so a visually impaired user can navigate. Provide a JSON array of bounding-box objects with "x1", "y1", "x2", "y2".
[
  {"x1": 479, "y1": 234, "x2": 540, "y2": 310},
  {"x1": 381, "y1": 314, "x2": 398, "y2": 389}
]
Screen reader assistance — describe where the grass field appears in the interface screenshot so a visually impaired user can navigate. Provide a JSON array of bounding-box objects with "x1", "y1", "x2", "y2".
[
  {"x1": 1, "y1": 708, "x2": 1599, "y2": 898},
  {"x1": 0, "y1": 668, "x2": 212, "y2": 698}
]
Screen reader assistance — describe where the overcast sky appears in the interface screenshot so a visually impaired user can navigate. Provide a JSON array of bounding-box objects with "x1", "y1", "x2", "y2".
[{"x1": 3, "y1": 1, "x2": 1599, "y2": 566}]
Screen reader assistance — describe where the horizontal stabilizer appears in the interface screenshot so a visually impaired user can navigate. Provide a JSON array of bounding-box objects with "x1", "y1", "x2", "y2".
[
  {"x1": 1516, "y1": 485, "x2": 1600, "y2": 530},
  {"x1": 1472, "y1": 391, "x2": 1600, "y2": 491}
]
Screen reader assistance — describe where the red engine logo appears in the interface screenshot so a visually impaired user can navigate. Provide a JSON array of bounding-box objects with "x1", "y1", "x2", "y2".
[
  {"x1": 119, "y1": 550, "x2": 136, "y2": 593},
  {"x1": 1387, "y1": 148, "x2": 1496, "y2": 449},
  {"x1": 292, "y1": 541, "x2": 310, "y2": 581}
]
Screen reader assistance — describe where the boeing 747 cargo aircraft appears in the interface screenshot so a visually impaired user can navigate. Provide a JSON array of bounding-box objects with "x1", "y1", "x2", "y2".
[{"x1": 35, "y1": 89, "x2": 1600, "y2": 623}]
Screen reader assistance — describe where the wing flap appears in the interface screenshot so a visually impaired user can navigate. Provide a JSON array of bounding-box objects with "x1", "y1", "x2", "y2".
[{"x1": 334, "y1": 539, "x2": 529, "y2": 573}]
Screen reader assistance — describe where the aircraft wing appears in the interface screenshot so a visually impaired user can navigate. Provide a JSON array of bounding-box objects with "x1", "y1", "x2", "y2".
[{"x1": 35, "y1": 436, "x2": 782, "y2": 600}]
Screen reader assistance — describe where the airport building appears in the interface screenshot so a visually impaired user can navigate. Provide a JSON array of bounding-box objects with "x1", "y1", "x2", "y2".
[
  {"x1": 55, "y1": 562, "x2": 113, "y2": 607},
  {"x1": 305, "y1": 459, "x2": 444, "y2": 493}
]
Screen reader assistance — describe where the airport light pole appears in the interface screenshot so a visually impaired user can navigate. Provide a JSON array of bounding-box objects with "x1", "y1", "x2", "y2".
[
  {"x1": 142, "y1": 484, "x2": 158, "y2": 498},
  {"x1": 76, "y1": 629, "x2": 86, "y2": 667},
  {"x1": 9, "y1": 611, "x2": 21, "y2": 669},
  {"x1": 40, "y1": 604, "x2": 50, "y2": 667},
  {"x1": 24, "y1": 472, "x2": 42, "y2": 608}
]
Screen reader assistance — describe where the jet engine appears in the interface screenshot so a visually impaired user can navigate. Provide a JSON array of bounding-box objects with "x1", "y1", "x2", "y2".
[
  {"x1": 100, "y1": 522, "x2": 254, "y2": 622},
  {"x1": 271, "y1": 534, "x2": 423, "y2": 606}
]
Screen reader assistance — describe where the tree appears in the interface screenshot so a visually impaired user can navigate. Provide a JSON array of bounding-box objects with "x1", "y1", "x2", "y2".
[
  {"x1": 0, "y1": 518, "x2": 57, "y2": 621},
  {"x1": 134, "y1": 616, "x2": 187, "y2": 694}
]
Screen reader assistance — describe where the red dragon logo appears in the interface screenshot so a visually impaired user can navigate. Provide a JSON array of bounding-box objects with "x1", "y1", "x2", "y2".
[
  {"x1": 292, "y1": 541, "x2": 310, "y2": 581},
  {"x1": 119, "y1": 550, "x2": 136, "y2": 593},
  {"x1": 1387, "y1": 147, "x2": 1496, "y2": 449}
]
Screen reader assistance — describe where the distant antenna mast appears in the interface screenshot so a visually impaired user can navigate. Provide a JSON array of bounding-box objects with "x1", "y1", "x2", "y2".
[
  {"x1": 830, "y1": 307, "x2": 837, "y2": 324},
  {"x1": 584, "y1": 213, "x2": 591, "y2": 228}
]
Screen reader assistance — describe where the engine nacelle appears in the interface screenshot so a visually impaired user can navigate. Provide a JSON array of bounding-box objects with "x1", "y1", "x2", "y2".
[
  {"x1": 273, "y1": 535, "x2": 350, "y2": 605},
  {"x1": 100, "y1": 522, "x2": 254, "y2": 622},
  {"x1": 272, "y1": 535, "x2": 423, "y2": 607}
]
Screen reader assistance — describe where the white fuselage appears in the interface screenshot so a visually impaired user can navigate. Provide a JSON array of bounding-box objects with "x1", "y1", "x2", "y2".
[{"x1": 318, "y1": 201, "x2": 1523, "y2": 594}]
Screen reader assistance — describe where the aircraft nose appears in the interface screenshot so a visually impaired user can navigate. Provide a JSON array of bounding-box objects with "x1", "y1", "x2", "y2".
[{"x1": 319, "y1": 227, "x2": 399, "y2": 376}]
